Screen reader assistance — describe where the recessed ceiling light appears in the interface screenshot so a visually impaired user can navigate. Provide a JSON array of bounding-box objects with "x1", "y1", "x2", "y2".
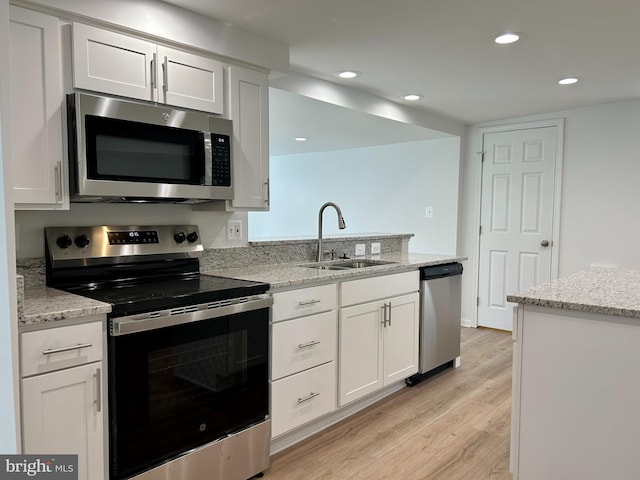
[
  {"x1": 294, "y1": 137, "x2": 308, "y2": 142},
  {"x1": 558, "y1": 77, "x2": 580, "y2": 85},
  {"x1": 336, "y1": 70, "x2": 360, "y2": 79},
  {"x1": 403, "y1": 94, "x2": 423, "y2": 101},
  {"x1": 494, "y1": 33, "x2": 521, "y2": 44}
]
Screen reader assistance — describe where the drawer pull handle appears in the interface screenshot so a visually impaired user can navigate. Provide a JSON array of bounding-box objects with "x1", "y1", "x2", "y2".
[
  {"x1": 297, "y1": 392, "x2": 320, "y2": 404},
  {"x1": 42, "y1": 343, "x2": 93, "y2": 356},
  {"x1": 298, "y1": 340, "x2": 321, "y2": 349},
  {"x1": 298, "y1": 299, "x2": 321, "y2": 306}
]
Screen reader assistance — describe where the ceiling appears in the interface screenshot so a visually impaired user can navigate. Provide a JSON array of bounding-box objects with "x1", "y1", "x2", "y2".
[{"x1": 163, "y1": 0, "x2": 640, "y2": 152}]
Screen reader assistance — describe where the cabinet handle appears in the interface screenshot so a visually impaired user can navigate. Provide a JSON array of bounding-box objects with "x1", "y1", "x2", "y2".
[
  {"x1": 298, "y1": 299, "x2": 321, "y2": 306},
  {"x1": 381, "y1": 303, "x2": 391, "y2": 327},
  {"x1": 94, "y1": 367, "x2": 101, "y2": 412},
  {"x1": 151, "y1": 52, "x2": 157, "y2": 90},
  {"x1": 297, "y1": 392, "x2": 320, "y2": 404},
  {"x1": 54, "y1": 161, "x2": 62, "y2": 203},
  {"x1": 298, "y1": 340, "x2": 321, "y2": 349},
  {"x1": 264, "y1": 178, "x2": 270, "y2": 203},
  {"x1": 162, "y1": 55, "x2": 168, "y2": 95},
  {"x1": 42, "y1": 343, "x2": 93, "y2": 355}
]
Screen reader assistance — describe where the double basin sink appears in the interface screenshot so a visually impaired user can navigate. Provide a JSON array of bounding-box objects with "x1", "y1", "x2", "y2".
[{"x1": 301, "y1": 259, "x2": 397, "y2": 271}]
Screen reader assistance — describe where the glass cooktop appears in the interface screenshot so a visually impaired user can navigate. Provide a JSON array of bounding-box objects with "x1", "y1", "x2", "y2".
[{"x1": 67, "y1": 274, "x2": 269, "y2": 316}]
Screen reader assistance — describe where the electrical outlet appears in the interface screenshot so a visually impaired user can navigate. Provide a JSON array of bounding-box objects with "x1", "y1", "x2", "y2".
[
  {"x1": 355, "y1": 244, "x2": 366, "y2": 256},
  {"x1": 227, "y1": 220, "x2": 242, "y2": 241},
  {"x1": 425, "y1": 206, "x2": 434, "y2": 218},
  {"x1": 371, "y1": 242, "x2": 381, "y2": 254}
]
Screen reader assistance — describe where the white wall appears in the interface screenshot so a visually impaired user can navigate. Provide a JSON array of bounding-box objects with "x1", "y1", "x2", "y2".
[
  {"x1": 0, "y1": 0, "x2": 20, "y2": 454},
  {"x1": 249, "y1": 137, "x2": 461, "y2": 254},
  {"x1": 459, "y1": 99, "x2": 640, "y2": 326}
]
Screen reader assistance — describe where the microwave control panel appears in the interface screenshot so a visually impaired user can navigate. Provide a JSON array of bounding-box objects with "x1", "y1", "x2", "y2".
[{"x1": 211, "y1": 133, "x2": 231, "y2": 186}]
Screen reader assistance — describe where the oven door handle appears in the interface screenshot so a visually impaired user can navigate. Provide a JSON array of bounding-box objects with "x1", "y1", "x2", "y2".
[{"x1": 111, "y1": 294, "x2": 273, "y2": 336}]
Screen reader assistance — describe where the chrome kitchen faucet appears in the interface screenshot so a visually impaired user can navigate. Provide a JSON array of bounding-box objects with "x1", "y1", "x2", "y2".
[{"x1": 317, "y1": 202, "x2": 346, "y2": 262}]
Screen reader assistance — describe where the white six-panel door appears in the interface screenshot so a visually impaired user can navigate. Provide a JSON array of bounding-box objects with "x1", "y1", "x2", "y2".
[{"x1": 477, "y1": 126, "x2": 558, "y2": 330}]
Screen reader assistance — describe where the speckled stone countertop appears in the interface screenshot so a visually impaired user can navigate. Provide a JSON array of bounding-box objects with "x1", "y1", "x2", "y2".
[
  {"x1": 507, "y1": 267, "x2": 640, "y2": 318},
  {"x1": 204, "y1": 252, "x2": 467, "y2": 290},
  {"x1": 20, "y1": 287, "x2": 112, "y2": 327}
]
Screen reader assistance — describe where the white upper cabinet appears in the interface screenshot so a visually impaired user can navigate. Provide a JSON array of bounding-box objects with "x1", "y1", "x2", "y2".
[
  {"x1": 9, "y1": 6, "x2": 68, "y2": 209},
  {"x1": 157, "y1": 46, "x2": 223, "y2": 114},
  {"x1": 72, "y1": 23, "x2": 224, "y2": 114},
  {"x1": 72, "y1": 23, "x2": 156, "y2": 102},
  {"x1": 227, "y1": 65, "x2": 270, "y2": 209}
]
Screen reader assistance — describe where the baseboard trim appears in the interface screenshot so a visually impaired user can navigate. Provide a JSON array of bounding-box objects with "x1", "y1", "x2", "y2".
[
  {"x1": 270, "y1": 382, "x2": 406, "y2": 455},
  {"x1": 461, "y1": 317, "x2": 474, "y2": 328}
]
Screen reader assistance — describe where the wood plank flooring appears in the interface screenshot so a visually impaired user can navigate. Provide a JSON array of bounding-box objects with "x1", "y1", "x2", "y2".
[{"x1": 263, "y1": 327, "x2": 513, "y2": 480}]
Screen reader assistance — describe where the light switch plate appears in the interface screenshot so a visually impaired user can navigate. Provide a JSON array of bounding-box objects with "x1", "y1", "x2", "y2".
[
  {"x1": 371, "y1": 242, "x2": 381, "y2": 254},
  {"x1": 355, "y1": 244, "x2": 366, "y2": 256}
]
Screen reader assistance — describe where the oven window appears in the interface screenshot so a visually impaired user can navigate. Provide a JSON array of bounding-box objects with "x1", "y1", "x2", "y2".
[
  {"x1": 108, "y1": 308, "x2": 268, "y2": 480},
  {"x1": 85, "y1": 115, "x2": 205, "y2": 185}
]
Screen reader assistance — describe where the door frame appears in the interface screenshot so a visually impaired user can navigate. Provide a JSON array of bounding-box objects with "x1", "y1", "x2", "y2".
[{"x1": 472, "y1": 118, "x2": 564, "y2": 328}]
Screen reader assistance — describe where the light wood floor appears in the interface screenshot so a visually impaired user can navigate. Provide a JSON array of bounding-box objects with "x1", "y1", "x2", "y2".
[{"x1": 264, "y1": 327, "x2": 513, "y2": 480}]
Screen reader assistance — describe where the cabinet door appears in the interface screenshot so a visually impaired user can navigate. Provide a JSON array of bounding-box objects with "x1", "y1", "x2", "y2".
[
  {"x1": 73, "y1": 22, "x2": 156, "y2": 101},
  {"x1": 22, "y1": 362, "x2": 105, "y2": 480},
  {"x1": 9, "y1": 6, "x2": 67, "y2": 208},
  {"x1": 227, "y1": 66, "x2": 269, "y2": 209},
  {"x1": 157, "y1": 46, "x2": 224, "y2": 114},
  {"x1": 338, "y1": 300, "x2": 384, "y2": 406},
  {"x1": 383, "y1": 292, "x2": 419, "y2": 385}
]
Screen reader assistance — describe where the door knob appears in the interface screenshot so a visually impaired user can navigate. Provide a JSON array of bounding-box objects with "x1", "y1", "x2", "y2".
[{"x1": 540, "y1": 240, "x2": 550, "y2": 247}]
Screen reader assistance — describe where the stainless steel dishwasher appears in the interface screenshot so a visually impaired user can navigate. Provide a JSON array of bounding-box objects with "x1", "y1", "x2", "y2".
[{"x1": 407, "y1": 262, "x2": 463, "y2": 386}]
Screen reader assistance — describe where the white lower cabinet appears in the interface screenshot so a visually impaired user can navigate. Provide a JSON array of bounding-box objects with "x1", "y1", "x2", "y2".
[
  {"x1": 270, "y1": 272, "x2": 420, "y2": 438},
  {"x1": 22, "y1": 363, "x2": 104, "y2": 480},
  {"x1": 339, "y1": 271, "x2": 419, "y2": 406},
  {"x1": 20, "y1": 320, "x2": 106, "y2": 480},
  {"x1": 271, "y1": 284, "x2": 338, "y2": 438}
]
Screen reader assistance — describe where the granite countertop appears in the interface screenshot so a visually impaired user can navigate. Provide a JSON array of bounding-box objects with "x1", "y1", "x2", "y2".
[
  {"x1": 204, "y1": 252, "x2": 467, "y2": 290},
  {"x1": 21, "y1": 287, "x2": 112, "y2": 327},
  {"x1": 20, "y1": 252, "x2": 465, "y2": 326},
  {"x1": 507, "y1": 267, "x2": 640, "y2": 318}
]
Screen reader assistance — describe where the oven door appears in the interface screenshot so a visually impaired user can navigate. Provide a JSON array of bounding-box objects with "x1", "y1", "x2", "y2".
[{"x1": 108, "y1": 298, "x2": 270, "y2": 480}]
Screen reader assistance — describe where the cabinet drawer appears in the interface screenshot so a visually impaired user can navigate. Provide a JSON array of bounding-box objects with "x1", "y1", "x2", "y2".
[
  {"x1": 341, "y1": 271, "x2": 419, "y2": 307},
  {"x1": 272, "y1": 311, "x2": 337, "y2": 380},
  {"x1": 21, "y1": 322, "x2": 103, "y2": 377},
  {"x1": 271, "y1": 362, "x2": 336, "y2": 437},
  {"x1": 273, "y1": 284, "x2": 337, "y2": 322}
]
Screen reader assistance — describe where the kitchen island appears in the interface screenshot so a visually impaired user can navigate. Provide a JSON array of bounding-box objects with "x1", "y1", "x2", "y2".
[{"x1": 507, "y1": 267, "x2": 640, "y2": 480}]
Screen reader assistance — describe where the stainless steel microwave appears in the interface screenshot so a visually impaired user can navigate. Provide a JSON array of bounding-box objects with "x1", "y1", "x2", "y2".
[{"x1": 66, "y1": 92, "x2": 233, "y2": 203}]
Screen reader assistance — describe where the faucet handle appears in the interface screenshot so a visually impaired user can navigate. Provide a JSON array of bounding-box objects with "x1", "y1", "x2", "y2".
[{"x1": 323, "y1": 249, "x2": 337, "y2": 260}]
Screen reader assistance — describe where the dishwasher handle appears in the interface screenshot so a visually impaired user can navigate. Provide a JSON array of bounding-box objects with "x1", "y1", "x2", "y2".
[{"x1": 420, "y1": 262, "x2": 463, "y2": 281}]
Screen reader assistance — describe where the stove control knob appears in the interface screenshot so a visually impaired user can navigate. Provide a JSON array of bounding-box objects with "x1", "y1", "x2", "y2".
[
  {"x1": 74, "y1": 234, "x2": 90, "y2": 248},
  {"x1": 174, "y1": 232, "x2": 186, "y2": 244},
  {"x1": 187, "y1": 232, "x2": 199, "y2": 243},
  {"x1": 56, "y1": 234, "x2": 73, "y2": 249}
]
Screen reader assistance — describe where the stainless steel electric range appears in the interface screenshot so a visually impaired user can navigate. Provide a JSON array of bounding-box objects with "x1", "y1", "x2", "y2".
[{"x1": 45, "y1": 225, "x2": 272, "y2": 480}]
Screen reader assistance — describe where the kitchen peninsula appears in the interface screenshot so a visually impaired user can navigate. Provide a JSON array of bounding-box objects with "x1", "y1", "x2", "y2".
[{"x1": 507, "y1": 267, "x2": 640, "y2": 480}]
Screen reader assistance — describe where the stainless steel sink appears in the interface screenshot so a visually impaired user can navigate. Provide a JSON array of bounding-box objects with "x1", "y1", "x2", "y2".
[
  {"x1": 332, "y1": 259, "x2": 396, "y2": 268},
  {"x1": 301, "y1": 259, "x2": 396, "y2": 270}
]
